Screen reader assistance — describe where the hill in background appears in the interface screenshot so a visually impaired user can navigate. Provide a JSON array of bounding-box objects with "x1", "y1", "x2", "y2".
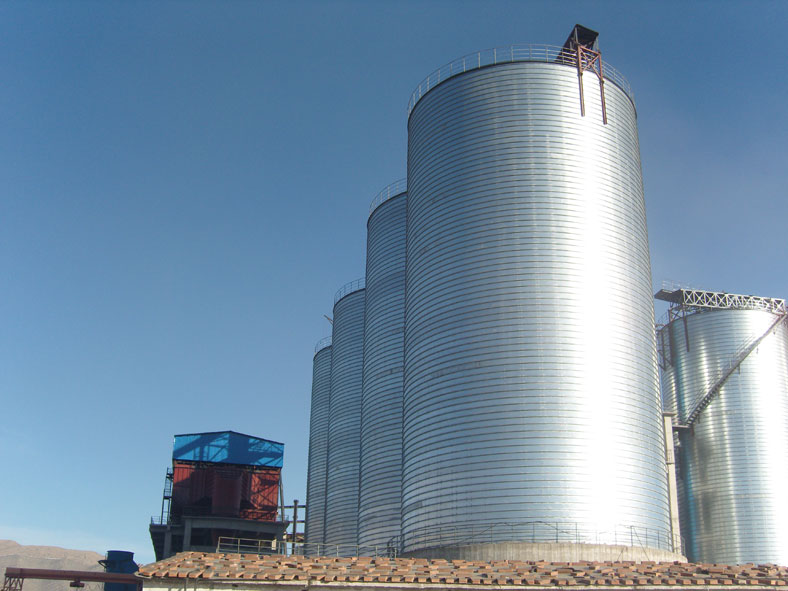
[{"x1": 0, "y1": 540, "x2": 104, "y2": 591}]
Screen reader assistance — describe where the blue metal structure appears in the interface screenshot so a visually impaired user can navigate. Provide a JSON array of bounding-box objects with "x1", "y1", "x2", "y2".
[
  {"x1": 173, "y1": 431, "x2": 284, "y2": 467},
  {"x1": 100, "y1": 551, "x2": 138, "y2": 591}
]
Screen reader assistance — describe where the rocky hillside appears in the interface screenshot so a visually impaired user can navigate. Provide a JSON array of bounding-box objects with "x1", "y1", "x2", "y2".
[{"x1": 0, "y1": 540, "x2": 103, "y2": 591}]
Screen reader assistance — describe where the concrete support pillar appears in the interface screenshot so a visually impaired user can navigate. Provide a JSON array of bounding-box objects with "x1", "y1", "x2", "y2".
[
  {"x1": 163, "y1": 526, "x2": 172, "y2": 559},
  {"x1": 663, "y1": 412, "x2": 682, "y2": 553},
  {"x1": 183, "y1": 519, "x2": 193, "y2": 551}
]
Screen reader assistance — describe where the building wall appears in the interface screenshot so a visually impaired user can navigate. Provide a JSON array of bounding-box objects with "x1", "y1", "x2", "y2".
[{"x1": 171, "y1": 462, "x2": 279, "y2": 522}]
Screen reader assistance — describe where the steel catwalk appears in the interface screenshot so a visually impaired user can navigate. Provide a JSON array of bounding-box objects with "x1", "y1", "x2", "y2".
[
  {"x1": 661, "y1": 309, "x2": 788, "y2": 564},
  {"x1": 305, "y1": 338, "x2": 332, "y2": 548},
  {"x1": 403, "y1": 60, "x2": 672, "y2": 553},
  {"x1": 324, "y1": 282, "x2": 366, "y2": 548},
  {"x1": 358, "y1": 187, "x2": 407, "y2": 548}
]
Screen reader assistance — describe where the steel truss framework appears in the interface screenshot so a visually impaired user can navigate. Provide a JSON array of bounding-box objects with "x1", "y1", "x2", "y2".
[
  {"x1": 656, "y1": 288, "x2": 786, "y2": 323},
  {"x1": 655, "y1": 288, "x2": 788, "y2": 428}
]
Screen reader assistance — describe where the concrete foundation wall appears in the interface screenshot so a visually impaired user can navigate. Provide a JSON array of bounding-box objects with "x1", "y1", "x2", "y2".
[{"x1": 402, "y1": 542, "x2": 687, "y2": 563}]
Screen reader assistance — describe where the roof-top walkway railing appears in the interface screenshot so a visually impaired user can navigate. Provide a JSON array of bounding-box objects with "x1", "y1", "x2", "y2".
[{"x1": 408, "y1": 44, "x2": 634, "y2": 116}]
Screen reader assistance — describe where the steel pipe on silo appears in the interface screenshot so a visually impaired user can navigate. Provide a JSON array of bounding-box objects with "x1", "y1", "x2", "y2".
[
  {"x1": 403, "y1": 49, "x2": 674, "y2": 558},
  {"x1": 305, "y1": 337, "x2": 332, "y2": 551},
  {"x1": 324, "y1": 280, "x2": 366, "y2": 551},
  {"x1": 358, "y1": 181, "x2": 407, "y2": 549},
  {"x1": 661, "y1": 307, "x2": 788, "y2": 564}
]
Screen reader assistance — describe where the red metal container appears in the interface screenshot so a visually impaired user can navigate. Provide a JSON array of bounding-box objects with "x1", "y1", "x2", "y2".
[
  {"x1": 242, "y1": 468, "x2": 279, "y2": 520},
  {"x1": 171, "y1": 460, "x2": 280, "y2": 522},
  {"x1": 212, "y1": 468, "x2": 242, "y2": 516}
]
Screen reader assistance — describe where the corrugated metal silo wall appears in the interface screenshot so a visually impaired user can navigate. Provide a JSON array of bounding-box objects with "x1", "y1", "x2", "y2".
[
  {"x1": 324, "y1": 286, "x2": 366, "y2": 549},
  {"x1": 403, "y1": 61, "x2": 671, "y2": 552},
  {"x1": 305, "y1": 341, "x2": 332, "y2": 547},
  {"x1": 358, "y1": 191, "x2": 407, "y2": 549},
  {"x1": 661, "y1": 309, "x2": 788, "y2": 564}
]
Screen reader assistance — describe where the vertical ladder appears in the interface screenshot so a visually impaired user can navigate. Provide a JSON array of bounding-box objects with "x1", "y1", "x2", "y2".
[{"x1": 160, "y1": 469, "x2": 173, "y2": 524}]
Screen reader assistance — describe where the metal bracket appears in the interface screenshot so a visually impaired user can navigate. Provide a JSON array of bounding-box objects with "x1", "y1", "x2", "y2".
[
  {"x1": 575, "y1": 44, "x2": 608, "y2": 124},
  {"x1": 562, "y1": 25, "x2": 608, "y2": 124}
]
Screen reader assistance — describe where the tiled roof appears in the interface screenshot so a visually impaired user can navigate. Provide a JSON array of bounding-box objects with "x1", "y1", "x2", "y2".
[{"x1": 137, "y1": 552, "x2": 788, "y2": 587}]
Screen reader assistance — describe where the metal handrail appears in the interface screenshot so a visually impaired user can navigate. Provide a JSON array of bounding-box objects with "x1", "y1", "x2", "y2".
[
  {"x1": 216, "y1": 536, "x2": 277, "y2": 555},
  {"x1": 314, "y1": 336, "x2": 332, "y2": 354},
  {"x1": 223, "y1": 523, "x2": 683, "y2": 558},
  {"x1": 334, "y1": 278, "x2": 365, "y2": 305},
  {"x1": 277, "y1": 523, "x2": 683, "y2": 558},
  {"x1": 397, "y1": 520, "x2": 683, "y2": 556},
  {"x1": 407, "y1": 44, "x2": 634, "y2": 116},
  {"x1": 369, "y1": 178, "x2": 407, "y2": 217},
  {"x1": 216, "y1": 537, "x2": 398, "y2": 558},
  {"x1": 293, "y1": 543, "x2": 398, "y2": 558}
]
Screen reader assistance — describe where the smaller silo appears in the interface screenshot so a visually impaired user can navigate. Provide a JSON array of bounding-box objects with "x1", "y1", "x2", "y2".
[
  {"x1": 305, "y1": 336, "x2": 332, "y2": 553},
  {"x1": 658, "y1": 287, "x2": 788, "y2": 565},
  {"x1": 358, "y1": 180, "x2": 407, "y2": 551},
  {"x1": 324, "y1": 279, "x2": 366, "y2": 553}
]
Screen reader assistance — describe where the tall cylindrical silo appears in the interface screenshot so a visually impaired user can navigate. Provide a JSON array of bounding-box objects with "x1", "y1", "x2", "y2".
[
  {"x1": 402, "y1": 40, "x2": 676, "y2": 560},
  {"x1": 358, "y1": 181, "x2": 407, "y2": 550},
  {"x1": 659, "y1": 290, "x2": 788, "y2": 564},
  {"x1": 324, "y1": 279, "x2": 366, "y2": 551},
  {"x1": 305, "y1": 336, "x2": 332, "y2": 552}
]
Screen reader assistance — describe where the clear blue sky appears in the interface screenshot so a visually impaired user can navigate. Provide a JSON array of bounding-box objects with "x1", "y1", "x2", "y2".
[{"x1": 2, "y1": 0, "x2": 786, "y2": 565}]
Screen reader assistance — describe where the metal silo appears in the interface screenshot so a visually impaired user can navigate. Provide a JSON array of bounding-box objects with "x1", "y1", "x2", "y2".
[
  {"x1": 358, "y1": 180, "x2": 407, "y2": 550},
  {"x1": 402, "y1": 27, "x2": 677, "y2": 560},
  {"x1": 657, "y1": 287, "x2": 788, "y2": 564},
  {"x1": 305, "y1": 336, "x2": 332, "y2": 552},
  {"x1": 324, "y1": 279, "x2": 366, "y2": 551}
]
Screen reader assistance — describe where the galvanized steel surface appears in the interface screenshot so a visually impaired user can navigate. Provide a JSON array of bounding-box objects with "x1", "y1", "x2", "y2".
[
  {"x1": 314, "y1": 336, "x2": 332, "y2": 354},
  {"x1": 335, "y1": 278, "x2": 365, "y2": 305},
  {"x1": 661, "y1": 309, "x2": 788, "y2": 564},
  {"x1": 403, "y1": 61, "x2": 670, "y2": 553},
  {"x1": 359, "y1": 191, "x2": 407, "y2": 548},
  {"x1": 369, "y1": 179, "x2": 407, "y2": 217},
  {"x1": 324, "y1": 284, "x2": 366, "y2": 548},
  {"x1": 305, "y1": 343, "x2": 332, "y2": 547}
]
